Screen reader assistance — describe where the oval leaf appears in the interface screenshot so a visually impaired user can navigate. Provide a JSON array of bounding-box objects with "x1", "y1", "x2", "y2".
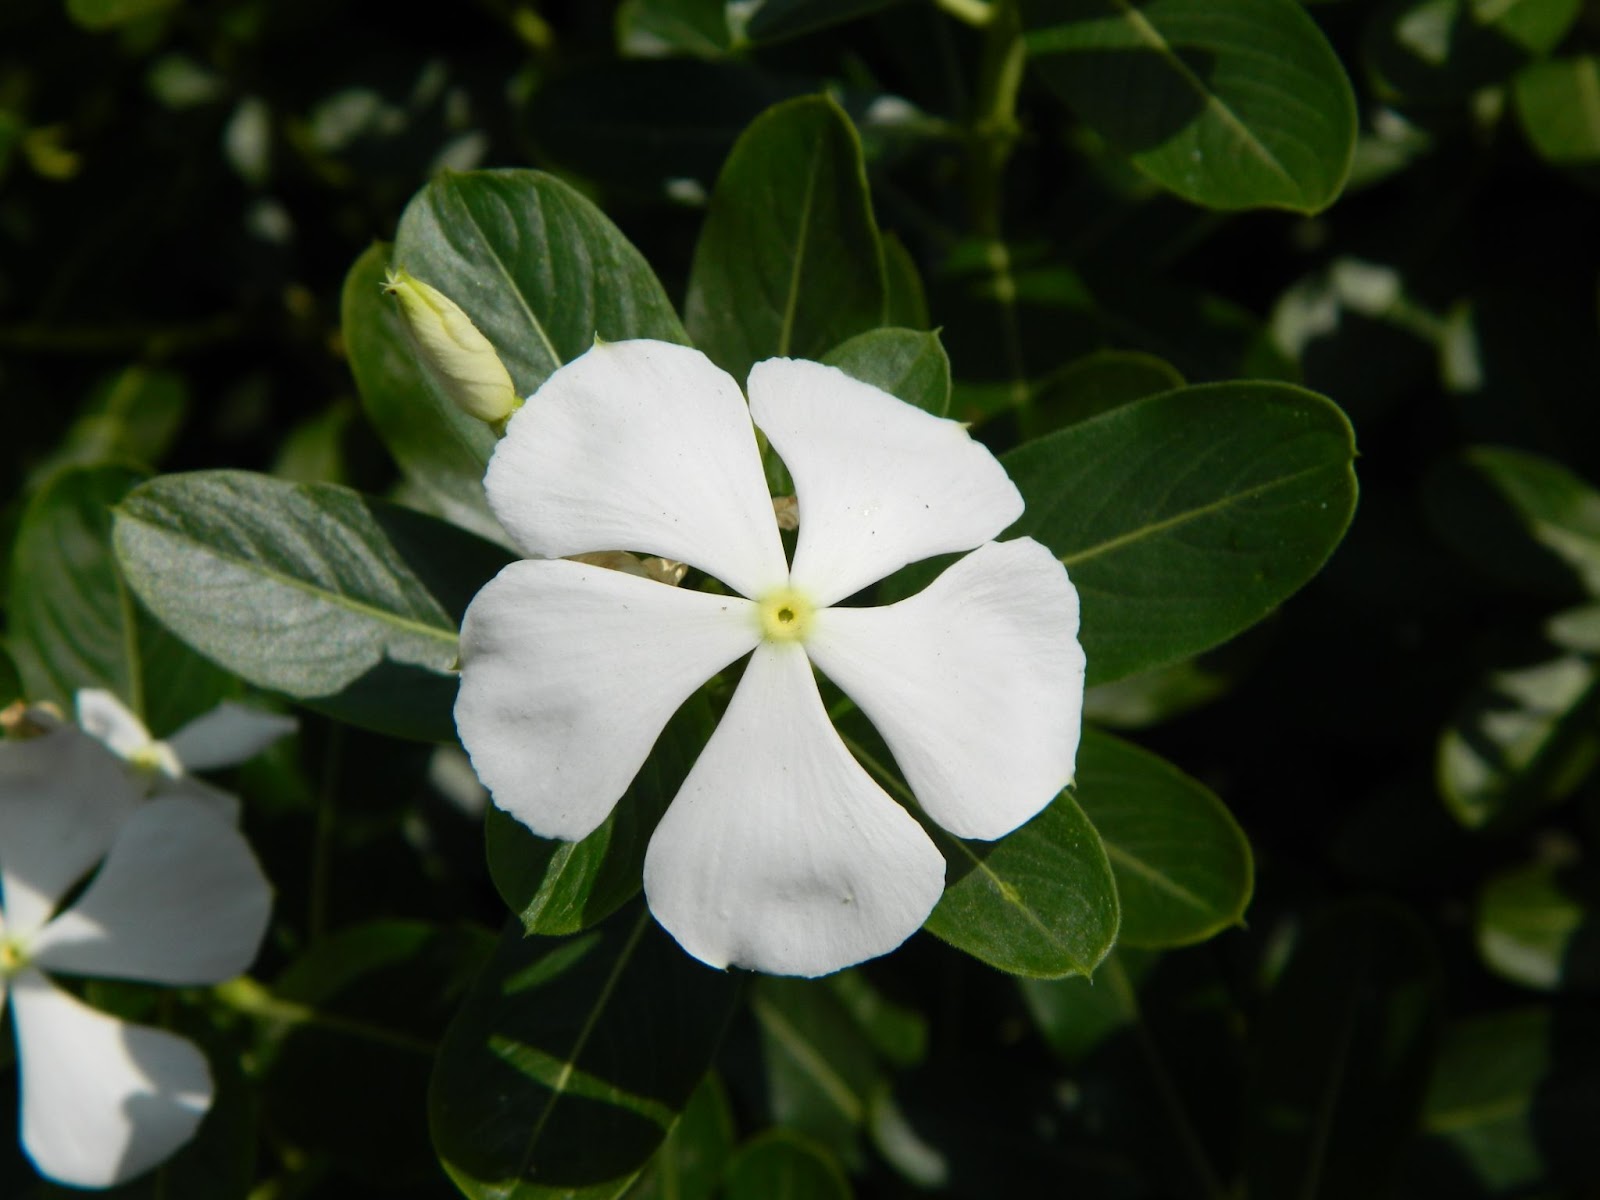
[
  {"x1": 1074, "y1": 728, "x2": 1252, "y2": 947},
  {"x1": 685, "y1": 95, "x2": 886, "y2": 382},
  {"x1": 1514, "y1": 57, "x2": 1600, "y2": 165},
  {"x1": 343, "y1": 242, "x2": 505, "y2": 545},
  {"x1": 1020, "y1": 0, "x2": 1357, "y2": 213},
  {"x1": 394, "y1": 169, "x2": 689, "y2": 399},
  {"x1": 1003, "y1": 381, "x2": 1358, "y2": 686},
  {"x1": 112, "y1": 470, "x2": 511, "y2": 741},
  {"x1": 429, "y1": 909, "x2": 740, "y2": 1199}
]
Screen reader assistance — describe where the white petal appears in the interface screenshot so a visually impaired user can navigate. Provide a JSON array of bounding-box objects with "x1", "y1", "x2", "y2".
[
  {"x1": 31, "y1": 796, "x2": 272, "y2": 984},
  {"x1": 486, "y1": 340, "x2": 788, "y2": 600},
  {"x1": 153, "y1": 774, "x2": 244, "y2": 824},
  {"x1": 748, "y1": 358, "x2": 1024, "y2": 605},
  {"x1": 0, "y1": 727, "x2": 140, "y2": 938},
  {"x1": 806, "y1": 538, "x2": 1085, "y2": 840},
  {"x1": 643, "y1": 642, "x2": 945, "y2": 977},
  {"x1": 10, "y1": 968, "x2": 211, "y2": 1188},
  {"x1": 167, "y1": 701, "x2": 296, "y2": 771},
  {"x1": 456, "y1": 558, "x2": 760, "y2": 841},
  {"x1": 75, "y1": 689, "x2": 152, "y2": 759}
]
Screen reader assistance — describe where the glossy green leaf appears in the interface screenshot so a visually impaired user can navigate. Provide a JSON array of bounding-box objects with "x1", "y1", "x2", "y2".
[
  {"x1": 10, "y1": 465, "x2": 234, "y2": 734},
  {"x1": 734, "y1": 0, "x2": 907, "y2": 44},
  {"x1": 821, "y1": 327, "x2": 951, "y2": 415},
  {"x1": 1245, "y1": 900, "x2": 1441, "y2": 1200},
  {"x1": 1020, "y1": 0, "x2": 1357, "y2": 213},
  {"x1": 343, "y1": 243, "x2": 504, "y2": 545},
  {"x1": 1476, "y1": 858, "x2": 1600, "y2": 992},
  {"x1": 1021, "y1": 349, "x2": 1185, "y2": 438},
  {"x1": 429, "y1": 909, "x2": 740, "y2": 1199},
  {"x1": 616, "y1": 0, "x2": 733, "y2": 57},
  {"x1": 722, "y1": 1132, "x2": 852, "y2": 1200},
  {"x1": 1003, "y1": 382, "x2": 1358, "y2": 686},
  {"x1": 623, "y1": 1075, "x2": 734, "y2": 1200},
  {"x1": 487, "y1": 695, "x2": 714, "y2": 935},
  {"x1": 926, "y1": 788, "x2": 1120, "y2": 978},
  {"x1": 112, "y1": 470, "x2": 512, "y2": 742},
  {"x1": 1514, "y1": 57, "x2": 1600, "y2": 165},
  {"x1": 1466, "y1": 447, "x2": 1600, "y2": 595},
  {"x1": 1414, "y1": 1006, "x2": 1600, "y2": 1195},
  {"x1": 394, "y1": 169, "x2": 688, "y2": 400},
  {"x1": 685, "y1": 96, "x2": 886, "y2": 382},
  {"x1": 1438, "y1": 655, "x2": 1600, "y2": 829},
  {"x1": 751, "y1": 976, "x2": 882, "y2": 1166},
  {"x1": 1073, "y1": 729, "x2": 1252, "y2": 947}
]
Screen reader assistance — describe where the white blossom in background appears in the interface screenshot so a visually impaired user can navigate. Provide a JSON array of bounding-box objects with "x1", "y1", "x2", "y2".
[
  {"x1": 76, "y1": 689, "x2": 296, "y2": 820},
  {"x1": 455, "y1": 339, "x2": 1085, "y2": 978},
  {"x1": 0, "y1": 712, "x2": 273, "y2": 1188}
]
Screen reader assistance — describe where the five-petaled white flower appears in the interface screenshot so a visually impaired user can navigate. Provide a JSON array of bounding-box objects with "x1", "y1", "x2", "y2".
[
  {"x1": 455, "y1": 340, "x2": 1085, "y2": 977},
  {"x1": 0, "y1": 708, "x2": 274, "y2": 1188}
]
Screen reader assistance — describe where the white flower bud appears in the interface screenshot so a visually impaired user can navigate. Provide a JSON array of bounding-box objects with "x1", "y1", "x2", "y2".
[{"x1": 383, "y1": 267, "x2": 520, "y2": 426}]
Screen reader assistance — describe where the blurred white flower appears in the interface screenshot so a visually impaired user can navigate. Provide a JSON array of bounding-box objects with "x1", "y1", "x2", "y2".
[
  {"x1": 455, "y1": 339, "x2": 1084, "y2": 977},
  {"x1": 76, "y1": 689, "x2": 295, "y2": 821},
  {"x1": 0, "y1": 715, "x2": 273, "y2": 1187}
]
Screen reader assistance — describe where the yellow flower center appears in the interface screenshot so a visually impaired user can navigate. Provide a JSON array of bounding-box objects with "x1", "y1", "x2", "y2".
[
  {"x1": 756, "y1": 587, "x2": 816, "y2": 643},
  {"x1": 0, "y1": 937, "x2": 29, "y2": 978}
]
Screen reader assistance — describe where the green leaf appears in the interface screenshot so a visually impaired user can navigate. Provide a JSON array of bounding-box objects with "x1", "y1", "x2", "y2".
[
  {"x1": 623, "y1": 1075, "x2": 734, "y2": 1200},
  {"x1": 487, "y1": 695, "x2": 714, "y2": 935},
  {"x1": 394, "y1": 169, "x2": 689, "y2": 400},
  {"x1": 1476, "y1": 858, "x2": 1600, "y2": 992},
  {"x1": 1021, "y1": 349, "x2": 1185, "y2": 438},
  {"x1": 64, "y1": 0, "x2": 176, "y2": 30},
  {"x1": 1003, "y1": 382, "x2": 1358, "y2": 686},
  {"x1": 112, "y1": 470, "x2": 512, "y2": 742},
  {"x1": 881, "y1": 234, "x2": 930, "y2": 330},
  {"x1": 1366, "y1": 0, "x2": 1582, "y2": 102},
  {"x1": 342, "y1": 243, "x2": 504, "y2": 545},
  {"x1": 10, "y1": 464, "x2": 234, "y2": 734},
  {"x1": 429, "y1": 910, "x2": 740, "y2": 1199},
  {"x1": 1514, "y1": 57, "x2": 1600, "y2": 165},
  {"x1": 1073, "y1": 729, "x2": 1252, "y2": 947},
  {"x1": 734, "y1": 0, "x2": 907, "y2": 44},
  {"x1": 25, "y1": 365, "x2": 187, "y2": 489},
  {"x1": 1019, "y1": 946, "x2": 1154, "y2": 1062},
  {"x1": 1245, "y1": 900, "x2": 1441, "y2": 1200},
  {"x1": 1415, "y1": 1006, "x2": 1600, "y2": 1194},
  {"x1": 926, "y1": 788, "x2": 1120, "y2": 978},
  {"x1": 824, "y1": 969, "x2": 927, "y2": 1068},
  {"x1": 1438, "y1": 655, "x2": 1600, "y2": 830},
  {"x1": 1020, "y1": 0, "x2": 1357, "y2": 213},
  {"x1": 821, "y1": 327, "x2": 951, "y2": 415},
  {"x1": 616, "y1": 0, "x2": 733, "y2": 57},
  {"x1": 1466, "y1": 448, "x2": 1600, "y2": 595},
  {"x1": 685, "y1": 96, "x2": 887, "y2": 382},
  {"x1": 722, "y1": 1132, "x2": 852, "y2": 1200}
]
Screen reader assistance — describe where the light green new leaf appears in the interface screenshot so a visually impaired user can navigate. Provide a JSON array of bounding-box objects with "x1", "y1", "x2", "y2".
[
  {"x1": 1476, "y1": 858, "x2": 1600, "y2": 992},
  {"x1": 1438, "y1": 655, "x2": 1600, "y2": 830},
  {"x1": 822, "y1": 328, "x2": 951, "y2": 415},
  {"x1": 623, "y1": 1075, "x2": 734, "y2": 1200},
  {"x1": 1245, "y1": 900, "x2": 1441, "y2": 1200},
  {"x1": 723, "y1": 1132, "x2": 852, "y2": 1200},
  {"x1": 1020, "y1": 0, "x2": 1357, "y2": 213},
  {"x1": 11, "y1": 465, "x2": 234, "y2": 735},
  {"x1": 1003, "y1": 381, "x2": 1358, "y2": 686},
  {"x1": 1466, "y1": 447, "x2": 1600, "y2": 595},
  {"x1": 733, "y1": 0, "x2": 907, "y2": 44},
  {"x1": 1073, "y1": 729, "x2": 1252, "y2": 947},
  {"x1": 685, "y1": 96, "x2": 886, "y2": 382},
  {"x1": 429, "y1": 910, "x2": 740, "y2": 1200},
  {"x1": 112, "y1": 470, "x2": 511, "y2": 742},
  {"x1": 343, "y1": 243, "x2": 504, "y2": 545},
  {"x1": 487, "y1": 695, "x2": 714, "y2": 936},
  {"x1": 1514, "y1": 57, "x2": 1600, "y2": 165},
  {"x1": 394, "y1": 169, "x2": 688, "y2": 400}
]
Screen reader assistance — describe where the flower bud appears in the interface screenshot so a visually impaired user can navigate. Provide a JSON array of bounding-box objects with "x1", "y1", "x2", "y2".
[{"x1": 383, "y1": 267, "x2": 520, "y2": 426}]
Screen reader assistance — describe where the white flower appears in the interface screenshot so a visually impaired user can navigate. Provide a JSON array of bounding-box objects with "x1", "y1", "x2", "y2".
[
  {"x1": 455, "y1": 340, "x2": 1085, "y2": 977},
  {"x1": 0, "y1": 717, "x2": 273, "y2": 1187},
  {"x1": 76, "y1": 689, "x2": 296, "y2": 821}
]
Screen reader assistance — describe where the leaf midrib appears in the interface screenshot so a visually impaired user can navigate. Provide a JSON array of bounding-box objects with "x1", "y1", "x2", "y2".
[
  {"x1": 119, "y1": 511, "x2": 457, "y2": 649},
  {"x1": 776, "y1": 134, "x2": 824, "y2": 357},
  {"x1": 1103, "y1": 840, "x2": 1214, "y2": 914}
]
